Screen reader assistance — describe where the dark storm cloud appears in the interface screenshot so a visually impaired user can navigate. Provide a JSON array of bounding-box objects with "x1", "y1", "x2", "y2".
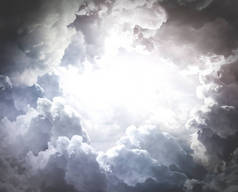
[
  {"x1": 189, "y1": 56, "x2": 238, "y2": 157},
  {"x1": 186, "y1": 56, "x2": 238, "y2": 190}
]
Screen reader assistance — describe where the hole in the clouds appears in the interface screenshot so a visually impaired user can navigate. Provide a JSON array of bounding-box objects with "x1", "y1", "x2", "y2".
[
  {"x1": 59, "y1": 51, "x2": 199, "y2": 150},
  {"x1": 58, "y1": 23, "x2": 200, "y2": 150}
]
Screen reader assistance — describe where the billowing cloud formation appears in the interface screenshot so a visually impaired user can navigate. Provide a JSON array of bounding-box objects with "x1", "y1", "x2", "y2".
[
  {"x1": 118, "y1": 125, "x2": 206, "y2": 179},
  {"x1": 1, "y1": 0, "x2": 238, "y2": 192},
  {"x1": 0, "y1": 0, "x2": 82, "y2": 85},
  {"x1": 0, "y1": 95, "x2": 90, "y2": 191},
  {"x1": 28, "y1": 135, "x2": 107, "y2": 192},
  {"x1": 98, "y1": 144, "x2": 187, "y2": 191}
]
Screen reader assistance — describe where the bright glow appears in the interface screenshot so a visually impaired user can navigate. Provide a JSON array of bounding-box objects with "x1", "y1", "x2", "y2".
[
  {"x1": 62, "y1": 56, "x2": 172, "y2": 112},
  {"x1": 57, "y1": 26, "x2": 199, "y2": 150}
]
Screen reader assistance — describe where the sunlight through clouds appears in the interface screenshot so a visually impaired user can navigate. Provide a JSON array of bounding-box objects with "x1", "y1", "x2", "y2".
[{"x1": 58, "y1": 45, "x2": 199, "y2": 150}]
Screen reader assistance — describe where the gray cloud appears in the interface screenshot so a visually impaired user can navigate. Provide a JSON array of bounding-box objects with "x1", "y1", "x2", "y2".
[
  {"x1": 186, "y1": 53, "x2": 238, "y2": 191},
  {"x1": 27, "y1": 136, "x2": 107, "y2": 192},
  {"x1": 37, "y1": 73, "x2": 62, "y2": 100},
  {"x1": 0, "y1": 97, "x2": 91, "y2": 191},
  {"x1": 98, "y1": 143, "x2": 187, "y2": 192},
  {"x1": 0, "y1": 0, "x2": 82, "y2": 85},
  {"x1": 119, "y1": 125, "x2": 207, "y2": 179}
]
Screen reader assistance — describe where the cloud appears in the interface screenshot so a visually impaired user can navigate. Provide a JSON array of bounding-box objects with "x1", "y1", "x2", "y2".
[
  {"x1": 0, "y1": 75, "x2": 19, "y2": 120},
  {"x1": 0, "y1": 0, "x2": 82, "y2": 86},
  {"x1": 1, "y1": 0, "x2": 238, "y2": 192},
  {"x1": 184, "y1": 147, "x2": 238, "y2": 192},
  {"x1": 27, "y1": 135, "x2": 107, "y2": 192},
  {"x1": 0, "y1": 97, "x2": 92, "y2": 191},
  {"x1": 0, "y1": 96, "x2": 89, "y2": 157},
  {"x1": 67, "y1": 0, "x2": 167, "y2": 63},
  {"x1": 37, "y1": 73, "x2": 62, "y2": 100},
  {"x1": 0, "y1": 75, "x2": 46, "y2": 120},
  {"x1": 186, "y1": 52, "x2": 238, "y2": 190},
  {"x1": 61, "y1": 32, "x2": 87, "y2": 67},
  {"x1": 118, "y1": 125, "x2": 207, "y2": 179},
  {"x1": 98, "y1": 145, "x2": 158, "y2": 186},
  {"x1": 98, "y1": 140, "x2": 187, "y2": 191},
  {"x1": 187, "y1": 53, "x2": 238, "y2": 164}
]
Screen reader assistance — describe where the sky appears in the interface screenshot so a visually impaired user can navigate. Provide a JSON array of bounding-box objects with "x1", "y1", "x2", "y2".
[{"x1": 1, "y1": 0, "x2": 238, "y2": 192}]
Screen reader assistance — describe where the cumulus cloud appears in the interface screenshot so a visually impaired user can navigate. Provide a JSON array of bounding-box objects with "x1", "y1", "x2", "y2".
[
  {"x1": 27, "y1": 135, "x2": 107, "y2": 192},
  {"x1": 186, "y1": 47, "x2": 238, "y2": 191},
  {"x1": 118, "y1": 125, "x2": 206, "y2": 179},
  {"x1": 98, "y1": 142, "x2": 187, "y2": 191},
  {"x1": 0, "y1": 0, "x2": 83, "y2": 85},
  {"x1": 187, "y1": 53, "x2": 238, "y2": 164},
  {"x1": 0, "y1": 97, "x2": 91, "y2": 191},
  {"x1": 1, "y1": 0, "x2": 238, "y2": 192}
]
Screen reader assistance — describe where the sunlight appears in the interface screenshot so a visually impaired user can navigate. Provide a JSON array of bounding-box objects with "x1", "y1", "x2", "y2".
[
  {"x1": 59, "y1": 51, "x2": 197, "y2": 126},
  {"x1": 57, "y1": 27, "x2": 199, "y2": 150}
]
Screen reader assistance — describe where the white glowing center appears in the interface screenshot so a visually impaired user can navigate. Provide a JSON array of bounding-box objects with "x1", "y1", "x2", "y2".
[
  {"x1": 58, "y1": 29, "x2": 199, "y2": 150},
  {"x1": 61, "y1": 54, "x2": 196, "y2": 123},
  {"x1": 65, "y1": 57, "x2": 174, "y2": 112}
]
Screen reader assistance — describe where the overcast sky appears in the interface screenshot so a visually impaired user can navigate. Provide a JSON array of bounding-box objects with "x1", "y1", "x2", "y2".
[{"x1": 1, "y1": 0, "x2": 238, "y2": 192}]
